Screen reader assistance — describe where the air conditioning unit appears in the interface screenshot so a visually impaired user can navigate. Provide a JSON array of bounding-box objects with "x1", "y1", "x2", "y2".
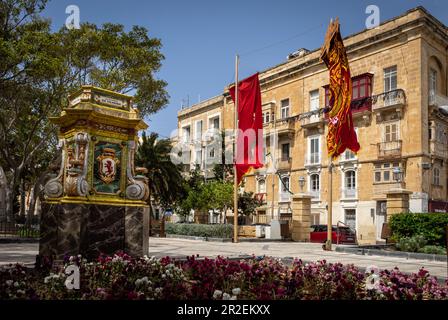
[{"x1": 421, "y1": 162, "x2": 431, "y2": 169}]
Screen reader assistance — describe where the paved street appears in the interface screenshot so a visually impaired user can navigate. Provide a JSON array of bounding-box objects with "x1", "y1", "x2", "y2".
[{"x1": 1, "y1": 238, "x2": 446, "y2": 280}]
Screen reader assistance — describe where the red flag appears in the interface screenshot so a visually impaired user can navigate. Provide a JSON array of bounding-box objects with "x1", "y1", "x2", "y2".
[
  {"x1": 229, "y1": 73, "x2": 263, "y2": 184},
  {"x1": 320, "y1": 18, "x2": 360, "y2": 159}
]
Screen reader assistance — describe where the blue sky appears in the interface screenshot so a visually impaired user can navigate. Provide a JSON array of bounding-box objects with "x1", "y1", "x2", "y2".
[{"x1": 42, "y1": 0, "x2": 448, "y2": 138}]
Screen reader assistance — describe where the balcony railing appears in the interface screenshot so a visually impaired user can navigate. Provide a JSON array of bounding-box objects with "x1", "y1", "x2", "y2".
[
  {"x1": 372, "y1": 89, "x2": 406, "y2": 111},
  {"x1": 430, "y1": 140, "x2": 448, "y2": 159},
  {"x1": 300, "y1": 109, "x2": 325, "y2": 130},
  {"x1": 309, "y1": 190, "x2": 320, "y2": 199},
  {"x1": 305, "y1": 154, "x2": 321, "y2": 166},
  {"x1": 429, "y1": 92, "x2": 448, "y2": 107},
  {"x1": 279, "y1": 192, "x2": 291, "y2": 202},
  {"x1": 377, "y1": 140, "x2": 402, "y2": 159},
  {"x1": 342, "y1": 188, "x2": 356, "y2": 199}
]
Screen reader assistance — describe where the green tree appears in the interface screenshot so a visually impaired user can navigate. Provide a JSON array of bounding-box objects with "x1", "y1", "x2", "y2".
[{"x1": 0, "y1": 0, "x2": 168, "y2": 217}]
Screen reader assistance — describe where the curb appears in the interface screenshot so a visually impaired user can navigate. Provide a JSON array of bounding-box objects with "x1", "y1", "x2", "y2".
[
  {"x1": 165, "y1": 234, "x2": 291, "y2": 242},
  {"x1": 335, "y1": 246, "x2": 447, "y2": 262},
  {"x1": 0, "y1": 238, "x2": 39, "y2": 244}
]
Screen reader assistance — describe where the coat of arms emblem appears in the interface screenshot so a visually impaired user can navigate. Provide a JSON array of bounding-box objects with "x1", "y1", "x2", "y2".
[{"x1": 96, "y1": 148, "x2": 120, "y2": 184}]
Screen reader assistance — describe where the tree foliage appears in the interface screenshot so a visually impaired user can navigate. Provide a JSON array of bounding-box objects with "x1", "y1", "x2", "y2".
[{"x1": 0, "y1": 0, "x2": 168, "y2": 216}]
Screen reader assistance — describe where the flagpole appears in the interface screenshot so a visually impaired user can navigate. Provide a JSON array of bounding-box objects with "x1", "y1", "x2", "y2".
[
  {"x1": 325, "y1": 160, "x2": 333, "y2": 250},
  {"x1": 233, "y1": 54, "x2": 239, "y2": 243}
]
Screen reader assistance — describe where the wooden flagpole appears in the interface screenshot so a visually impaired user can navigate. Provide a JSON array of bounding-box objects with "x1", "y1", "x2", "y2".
[
  {"x1": 325, "y1": 160, "x2": 333, "y2": 250},
  {"x1": 233, "y1": 54, "x2": 239, "y2": 243}
]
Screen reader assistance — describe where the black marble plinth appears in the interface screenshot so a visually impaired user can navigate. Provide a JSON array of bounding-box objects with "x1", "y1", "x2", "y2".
[{"x1": 39, "y1": 203, "x2": 149, "y2": 261}]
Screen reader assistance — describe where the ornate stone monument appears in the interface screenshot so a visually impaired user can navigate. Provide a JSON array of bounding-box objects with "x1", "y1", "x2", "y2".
[{"x1": 39, "y1": 86, "x2": 150, "y2": 261}]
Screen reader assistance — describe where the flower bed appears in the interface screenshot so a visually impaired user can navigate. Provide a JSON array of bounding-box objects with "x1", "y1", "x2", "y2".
[{"x1": 1, "y1": 253, "x2": 447, "y2": 300}]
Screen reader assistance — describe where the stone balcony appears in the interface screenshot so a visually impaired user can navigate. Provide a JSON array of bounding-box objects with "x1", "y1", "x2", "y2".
[
  {"x1": 300, "y1": 109, "x2": 325, "y2": 134},
  {"x1": 277, "y1": 157, "x2": 292, "y2": 171},
  {"x1": 429, "y1": 92, "x2": 448, "y2": 107},
  {"x1": 372, "y1": 89, "x2": 406, "y2": 120},
  {"x1": 377, "y1": 140, "x2": 402, "y2": 159},
  {"x1": 263, "y1": 118, "x2": 295, "y2": 137},
  {"x1": 430, "y1": 140, "x2": 448, "y2": 159}
]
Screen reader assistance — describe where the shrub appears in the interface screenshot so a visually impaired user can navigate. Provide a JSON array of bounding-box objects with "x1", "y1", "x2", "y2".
[
  {"x1": 389, "y1": 213, "x2": 448, "y2": 247},
  {"x1": 418, "y1": 245, "x2": 446, "y2": 255},
  {"x1": 165, "y1": 222, "x2": 233, "y2": 238},
  {"x1": 396, "y1": 234, "x2": 427, "y2": 252}
]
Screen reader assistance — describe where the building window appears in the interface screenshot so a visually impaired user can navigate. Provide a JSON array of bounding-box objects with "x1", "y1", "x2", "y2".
[
  {"x1": 182, "y1": 126, "x2": 191, "y2": 143},
  {"x1": 280, "y1": 99, "x2": 290, "y2": 119},
  {"x1": 209, "y1": 116, "x2": 220, "y2": 129},
  {"x1": 195, "y1": 149, "x2": 203, "y2": 168},
  {"x1": 384, "y1": 123, "x2": 398, "y2": 142},
  {"x1": 384, "y1": 66, "x2": 397, "y2": 92},
  {"x1": 325, "y1": 74, "x2": 372, "y2": 106},
  {"x1": 345, "y1": 170, "x2": 356, "y2": 190},
  {"x1": 264, "y1": 112, "x2": 270, "y2": 124},
  {"x1": 436, "y1": 123, "x2": 446, "y2": 144},
  {"x1": 209, "y1": 148, "x2": 215, "y2": 159},
  {"x1": 345, "y1": 209, "x2": 356, "y2": 232},
  {"x1": 281, "y1": 143, "x2": 290, "y2": 161},
  {"x1": 352, "y1": 75, "x2": 371, "y2": 100},
  {"x1": 310, "y1": 174, "x2": 320, "y2": 198},
  {"x1": 374, "y1": 171, "x2": 381, "y2": 182},
  {"x1": 343, "y1": 149, "x2": 356, "y2": 160},
  {"x1": 279, "y1": 176, "x2": 290, "y2": 202},
  {"x1": 429, "y1": 68, "x2": 437, "y2": 104},
  {"x1": 374, "y1": 162, "x2": 401, "y2": 183},
  {"x1": 281, "y1": 176, "x2": 290, "y2": 192},
  {"x1": 258, "y1": 179, "x2": 266, "y2": 193},
  {"x1": 308, "y1": 136, "x2": 320, "y2": 164},
  {"x1": 310, "y1": 90, "x2": 319, "y2": 111},
  {"x1": 433, "y1": 167, "x2": 440, "y2": 185},
  {"x1": 195, "y1": 120, "x2": 202, "y2": 141},
  {"x1": 384, "y1": 66, "x2": 398, "y2": 106}
]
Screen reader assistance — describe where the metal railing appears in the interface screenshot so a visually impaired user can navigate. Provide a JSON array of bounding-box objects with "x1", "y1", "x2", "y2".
[
  {"x1": 377, "y1": 140, "x2": 402, "y2": 158},
  {"x1": 372, "y1": 89, "x2": 406, "y2": 109},
  {"x1": 0, "y1": 216, "x2": 40, "y2": 238},
  {"x1": 342, "y1": 188, "x2": 356, "y2": 198}
]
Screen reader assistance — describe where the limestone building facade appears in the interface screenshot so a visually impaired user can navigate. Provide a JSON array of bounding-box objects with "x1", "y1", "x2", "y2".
[{"x1": 175, "y1": 7, "x2": 448, "y2": 244}]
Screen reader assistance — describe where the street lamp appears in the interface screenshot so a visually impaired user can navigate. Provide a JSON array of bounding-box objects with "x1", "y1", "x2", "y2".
[
  {"x1": 393, "y1": 167, "x2": 403, "y2": 183},
  {"x1": 299, "y1": 176, "x2": 305, "y2": 191}
]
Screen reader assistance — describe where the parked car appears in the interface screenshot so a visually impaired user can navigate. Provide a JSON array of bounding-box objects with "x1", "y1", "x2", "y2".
[{"x1": 310, "y1": 224, "x2": 357, "y2": 244}]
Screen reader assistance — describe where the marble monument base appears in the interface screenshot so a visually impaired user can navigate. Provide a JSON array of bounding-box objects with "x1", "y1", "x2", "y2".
[{"x1": 38, "y1": 203, "x2": 149, "y2": 261}]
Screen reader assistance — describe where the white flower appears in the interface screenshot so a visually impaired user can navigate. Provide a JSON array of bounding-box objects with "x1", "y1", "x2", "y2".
[
  {"x1": 5, "y1": 280, "x2": 13, "y2": 286},
  {"x1": 222, "y1": 293, "x2": 231, "y2": 300},
  {"x1": 16, "y1": 290, "x2": 25, "y2": 295},
  {"x1": 13, "y1": 281, "x2": 19, "y2": 288},
  {"x1": 135, "y1": 279, "x2": 142, "y2": 287},
  {"x1": 230, "y1": 295, "x2": 237, "y2": 300},
  {"x1": 232, "y1": 288, "x2": 241, "y2": 296},
  {"x1": 161, "y1": 274, "x2": 166, "y2": 279},
  {"x1": 213, "y1": 290, "x2": 223, "y2": 299}
]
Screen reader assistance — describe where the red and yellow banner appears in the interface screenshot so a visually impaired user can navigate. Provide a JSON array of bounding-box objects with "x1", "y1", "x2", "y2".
[{"x1": 320, "y1": 18, "x2": 360, "y2": 159}]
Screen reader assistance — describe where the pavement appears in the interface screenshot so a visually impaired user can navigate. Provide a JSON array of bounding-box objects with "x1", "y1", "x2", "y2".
[{"x1": 1, "y1": 238, "x2": 447, "y2": 280}]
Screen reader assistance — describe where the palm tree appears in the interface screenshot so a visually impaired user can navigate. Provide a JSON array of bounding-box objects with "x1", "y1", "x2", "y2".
[{"x1": 135, "y1": 132, "x2": 184, "y2": 235}]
